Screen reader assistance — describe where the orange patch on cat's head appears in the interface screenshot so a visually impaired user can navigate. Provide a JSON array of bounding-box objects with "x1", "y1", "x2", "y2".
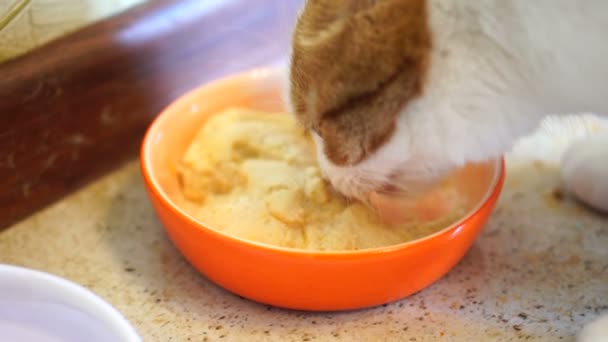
[{"x1": 289, "y1": 0, "x2": 432, "y2": 166}]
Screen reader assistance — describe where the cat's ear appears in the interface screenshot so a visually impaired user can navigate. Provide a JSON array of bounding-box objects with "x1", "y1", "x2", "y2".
[{"x1": 289, "y1": 0, "x2": 432, "y2": 165}]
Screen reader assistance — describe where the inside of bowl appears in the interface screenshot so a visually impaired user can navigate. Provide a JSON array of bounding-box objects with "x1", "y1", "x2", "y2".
[
  {"x1": 0, "y1": 265, "x2": 138, "y2": 341},
  {"x1": 145, "y1": 69, "x2": 501, "y2": 234},
  {"x1": 145, "y1": 69, "x2": 287, "y2": 205},
  {"x1": 449, "y1": 159, "x2": 499, "y2": 215}
]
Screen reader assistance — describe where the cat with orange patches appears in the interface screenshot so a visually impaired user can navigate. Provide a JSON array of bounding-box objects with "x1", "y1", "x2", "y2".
[{"x1": 287, "y1": 1, "x2": 608, "y2": 341}]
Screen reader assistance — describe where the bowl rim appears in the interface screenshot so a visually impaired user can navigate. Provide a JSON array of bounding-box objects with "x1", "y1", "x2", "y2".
[
  {"x1": 141, "y1": 67, "x2": 506, "y2": 257},
  {"x1": 0, "y1": 264, "x2": 141, "y2": 341}
]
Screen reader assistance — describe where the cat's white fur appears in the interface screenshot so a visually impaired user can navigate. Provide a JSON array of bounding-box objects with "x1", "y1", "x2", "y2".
[
  {"x1": 288, "y1": 1, "x2": 608, "y2": 340},
  {"x1": 308, "y1": 0, "x2": 608, "y2": 202}
]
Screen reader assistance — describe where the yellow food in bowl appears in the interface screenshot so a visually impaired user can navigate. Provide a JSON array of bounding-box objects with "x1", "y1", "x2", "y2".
[{"x1": 177, "y1": 108, "x2": 467, "y2": 251}]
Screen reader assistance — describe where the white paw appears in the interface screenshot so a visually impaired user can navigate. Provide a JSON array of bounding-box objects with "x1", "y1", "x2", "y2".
[
  {"x1": 561, "y1": 134, "x2": 608, "y2": 213},
  {"x1": 578, "y1": 313, "x2": 608, "y2": 342}
]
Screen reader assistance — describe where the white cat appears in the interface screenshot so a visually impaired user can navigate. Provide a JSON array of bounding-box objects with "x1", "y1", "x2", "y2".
[{"x1": 287, "y1": 1, "x2": 608, "y2": 341}]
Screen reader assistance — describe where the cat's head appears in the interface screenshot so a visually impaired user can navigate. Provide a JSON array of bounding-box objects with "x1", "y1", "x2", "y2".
[
  {"x1": 287, "y1": 0, "x2": 531, "y2": 204},
  {"x1": 288, "y1": 0, "x2": 439, "y2": 203}
]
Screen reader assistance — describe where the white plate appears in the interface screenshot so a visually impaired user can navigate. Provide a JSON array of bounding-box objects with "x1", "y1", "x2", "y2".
[{"x1": 0, "y1": 264, "x2": 141, "y2": 342}]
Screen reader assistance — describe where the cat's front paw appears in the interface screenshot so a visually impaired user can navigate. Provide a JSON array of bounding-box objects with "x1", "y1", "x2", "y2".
[
  {"x1": 561, "y1": 134, "x2": 608, "y2": 213},
  {"x1": 578, "y1": 313, "x2": 608, "y2": 342}
]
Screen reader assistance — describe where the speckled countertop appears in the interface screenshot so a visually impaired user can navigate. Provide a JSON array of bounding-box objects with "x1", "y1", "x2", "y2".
[{"x1": 1, "y1": 116, "x2": 607, "y2": 341}]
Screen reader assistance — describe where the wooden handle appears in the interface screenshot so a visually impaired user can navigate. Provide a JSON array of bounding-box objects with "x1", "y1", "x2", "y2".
[{"x1": 0, "y1": 0, "x2": 302, "y2": 230}]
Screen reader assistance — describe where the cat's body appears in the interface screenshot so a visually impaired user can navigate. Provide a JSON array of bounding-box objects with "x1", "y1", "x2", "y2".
[{"x1": 287, "y1": 1, "x2": 608, "y2": 340}]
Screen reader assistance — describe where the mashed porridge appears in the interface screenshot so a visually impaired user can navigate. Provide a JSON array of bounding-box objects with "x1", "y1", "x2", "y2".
[{"x1": 177, "y1": 107, "x2": 467, "y2": 251}]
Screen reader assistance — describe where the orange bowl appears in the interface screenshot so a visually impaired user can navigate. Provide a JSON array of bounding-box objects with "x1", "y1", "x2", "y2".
[{"x1": 140, "y1": 67, "x2": 505, "y2": 311}]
